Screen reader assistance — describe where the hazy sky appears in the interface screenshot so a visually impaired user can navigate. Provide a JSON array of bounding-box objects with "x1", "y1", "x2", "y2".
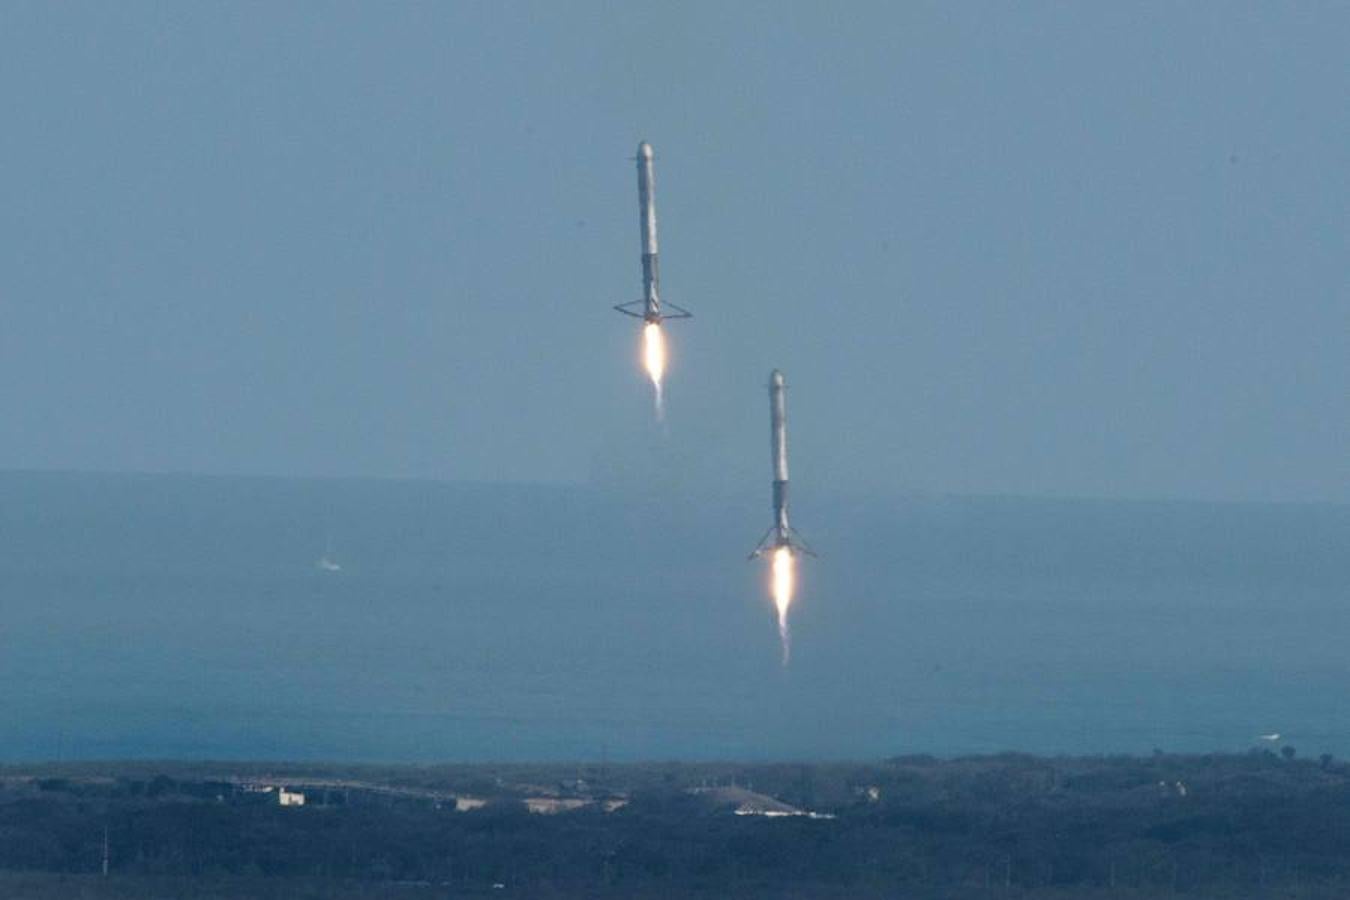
[{"x1": 1, "y1": 2, "x2": 1345, "y2": 502}]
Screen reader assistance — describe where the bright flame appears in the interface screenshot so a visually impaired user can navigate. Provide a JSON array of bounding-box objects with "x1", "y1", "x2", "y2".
[
  {"x1": 771, "y1": 546, "x2": 795, "y2": 666},
  {"x1": 642, "y1": 322, "x2": 666, "y2": 420}
]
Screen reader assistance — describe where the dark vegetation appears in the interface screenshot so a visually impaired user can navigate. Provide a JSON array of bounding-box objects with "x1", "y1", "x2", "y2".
[{"x1": 2, "y1": 751, "x2": 1350, "y2": 898}]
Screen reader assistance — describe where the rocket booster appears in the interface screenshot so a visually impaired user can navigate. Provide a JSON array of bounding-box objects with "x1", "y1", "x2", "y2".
[
  {"x1": 638, "y1": 142, "x2": 660, "y2": 313},
  {"x1": 752, "y1": 369, "x2": 814, "y2": 558},
  {"x1": 770, "y1": 369, "x2": 790, "y2": 536},
  {"x1": 615, "y1": 142, "x2": 692, "y2": 323}
]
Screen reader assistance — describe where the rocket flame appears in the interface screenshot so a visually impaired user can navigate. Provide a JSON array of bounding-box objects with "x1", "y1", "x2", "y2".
[
  {"x1": 771, "y1": 545, "x2": 795, "y2": 666},
  {"x1": 642, "y1": 322, "x2": 666, "y2": 420}
]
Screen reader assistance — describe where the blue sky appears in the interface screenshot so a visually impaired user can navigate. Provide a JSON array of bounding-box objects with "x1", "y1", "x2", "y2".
[{"x1": 1, "y1": 1, "x2": 1345, "y2": 501}]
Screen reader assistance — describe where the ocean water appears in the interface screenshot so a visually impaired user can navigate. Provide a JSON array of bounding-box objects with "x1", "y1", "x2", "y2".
[{"x1": 2, "y1": 471, "x2": 1347, "y2": 762}]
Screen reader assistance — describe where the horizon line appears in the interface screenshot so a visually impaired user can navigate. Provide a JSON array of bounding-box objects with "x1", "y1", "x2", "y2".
[{"x1": 0, "y1": 466, "x2": 1344, "y2": 511}]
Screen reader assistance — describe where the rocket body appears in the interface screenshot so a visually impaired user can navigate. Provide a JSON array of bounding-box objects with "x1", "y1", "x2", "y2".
[
  {"x1": 637, "y1": 142, "x2": 660, "y2": 320},
  {"x1": 770, "y1": 370, "x2": 790, "y2": 540},
  {"x1": 614, "y1": 142, "x2": 691, "y2": 324},
  {"x1": 753, "y1": 369, "x2": 812, "y2": 558}
]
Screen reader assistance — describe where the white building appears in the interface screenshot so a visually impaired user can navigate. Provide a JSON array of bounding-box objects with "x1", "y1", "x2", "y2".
[{"x1": 278, "y1": 788, "x2": 305, "y2": 807}]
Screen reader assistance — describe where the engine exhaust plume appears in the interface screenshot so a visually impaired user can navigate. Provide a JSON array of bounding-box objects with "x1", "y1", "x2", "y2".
[
  {"x1": 771, "y1": 546, "x2": 795, "y2": 666},
  {"x1": 643, "y1": 321, "x2": 666, "y2": 420}
]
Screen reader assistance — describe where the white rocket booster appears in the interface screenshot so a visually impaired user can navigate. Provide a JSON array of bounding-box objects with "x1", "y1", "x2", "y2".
[
  {"x1": 614, "y1": 142, "x2": 692, "y2": 324},
  {"x1": 751, "y1": 369, "x2": 814, "y2": 558}
]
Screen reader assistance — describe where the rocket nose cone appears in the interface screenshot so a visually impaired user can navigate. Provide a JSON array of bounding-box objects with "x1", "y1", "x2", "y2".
[
  {"x1": 637, "y1": 141, "x2": 654, "y2": 160},
  {"x1": 770, "y1": 370, "x2": 786, "y2": 388}
]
